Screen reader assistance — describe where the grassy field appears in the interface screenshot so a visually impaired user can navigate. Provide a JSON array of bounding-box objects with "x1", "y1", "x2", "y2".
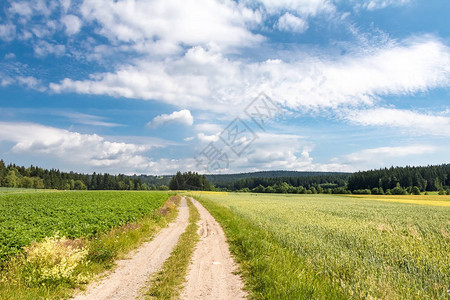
[{"x1": 197, "y1": 193, "x2": 450, "y2": 299}]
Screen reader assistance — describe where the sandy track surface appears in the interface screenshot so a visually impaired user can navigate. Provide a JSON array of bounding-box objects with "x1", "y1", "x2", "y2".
[
  {"x1": 181, "y1": 197, "x2": 247, "y2": 300},
  {"x1": 73, "y1": 197, "x2": 189, "y2": 300}
]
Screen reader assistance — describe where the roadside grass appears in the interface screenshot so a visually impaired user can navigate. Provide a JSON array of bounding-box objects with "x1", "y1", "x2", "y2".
[
  {"x1": 0, "y1": 194, "x2": 180, "y2": 300},
  {"x1": 196, "y1": 193, "x2": 450, "y2": 299},
  {"x1": 144, "y1": 197, "x2": 200, "y2": 299}
]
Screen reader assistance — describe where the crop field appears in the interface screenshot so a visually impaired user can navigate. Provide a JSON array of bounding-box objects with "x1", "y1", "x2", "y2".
[
  {"x1": 0, "y1": 191, "x2": 168, "y2": 259},
  {"x1": 198, "y1": 193, "x2": 450, "y2": 299}
]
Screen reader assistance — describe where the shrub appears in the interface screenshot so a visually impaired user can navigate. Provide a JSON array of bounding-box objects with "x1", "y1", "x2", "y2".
[
  {"x1": 411, "y1": 186, "x2": 421, "y2": 195},
  {"x1": 391, "y1": 184, "x2": 407, "y2": 195}
]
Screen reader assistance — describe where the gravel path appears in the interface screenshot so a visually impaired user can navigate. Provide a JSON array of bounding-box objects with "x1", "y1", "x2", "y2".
[
  {"x1": 181, "y1": 197, "x2": 247, "y2": 300},
  {"x1": 73, "y1": 197, "x2": 189, "y2": 300}
]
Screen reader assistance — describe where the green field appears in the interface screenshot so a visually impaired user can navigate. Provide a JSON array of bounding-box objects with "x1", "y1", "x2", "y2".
[
  {"x1": 0, "y1": 190, "x2": 169, "y2": 259},
  {"x1": 196, "y1": 193, "x2": 450, "y2": 299}
]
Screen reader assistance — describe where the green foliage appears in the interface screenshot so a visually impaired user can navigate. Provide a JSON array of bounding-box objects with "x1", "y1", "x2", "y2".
[
  {"x1": 0, "y1": 191, "x2": 168, "y2": 259},
  {"x1": 198, "y1": 193, "x2": 450, "y2": 299},
  {"x1": 169, "y1": 171, "x2": 212, "y2": 190},
  {"x1": 391, "y1": 183, "x2": 407, "y2": 195},
  {"x1": 352, "y1": 189, "x2": 372, "y2": 194},
  {"x1": 411, "y1": 186, "x2": 421, "y2": 195},
  {"x1": 0, "y1": 160, "x2": 154, "y2": 191},
  {"x1": 348, "y1": 164, "x2": 450, "y2": 192}
]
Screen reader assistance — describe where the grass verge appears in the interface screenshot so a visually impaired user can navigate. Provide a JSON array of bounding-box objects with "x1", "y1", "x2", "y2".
[
  {"x1": 0, "y1": 195, "x2": 180, "y2": 300},
  {"x1": 145, "y1": 197, "x2": 200, "y2": 299},
  {"x1": 195, "y1": 196, "x2": 348, "y2": 300}
]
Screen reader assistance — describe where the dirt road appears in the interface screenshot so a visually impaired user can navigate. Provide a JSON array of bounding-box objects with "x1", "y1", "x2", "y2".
[
  {"x1": 73, "y1": 197, "x2": 189, "y2": 300},
  {"x1": 181, "y1": 197, "x2": 247, "y2": 300}
]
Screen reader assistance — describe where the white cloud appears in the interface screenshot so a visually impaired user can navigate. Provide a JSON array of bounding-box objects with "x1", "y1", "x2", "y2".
[
  {"x1": 360, "y1": 0, "x2": 412, "y2": 10},
  {"x1": 0, "y1": 77, "x2": 14, "y2": 87},
  {"x1": 80, "y1": 0, "x2": 263, "y2": 54},
  {"x1": 0, "y1": 24, "x2": 16, "y2": 41},
  {"x1": 59, "y1": 0, "x2": 72, "y2": 13},
  {"x1": 56, "y1": 112, "x2": 122, "y2": 127},
  {"x1": 9, "y1": 0, "x2": 53, "y2": 18},
  {"x1": 4, "y1": 53, "x2": 16, "y2": 59},
  {"x1": 333, "y1": 145, "x2": 437, "y2": 168},
  {"x1": 16, "y1": 76, "x2": 46, "y2": 92},
  {"x1": 249, "y1": 0, "x2": 335, "y2": 17},
  {"x1": 34, "y1": 40, "x2": 65, "y2": 57},
  {"x1": 61, "y1": 14, "x2": 82, "y2": 35},
  {"x1": 197, "y1": 133, "x2": 219, "y2": 142},
  {"x1": 194, "y1": 123, "x2": 223, "y2": 134},
  {"x1": 9, "y1": 2, "x2": 33, "y2": 17},
  {"x1": 50, "y1": 37, "x2": 450, "y2": 114},
  {"x1": 0, "y1": 121, "x2": 155, "y2": 171},
  {"x1": 147, "y1": 109, "x2": 194, "y2": 128},
  {"x1": 276, "y1": 13, "x2": 308, "y2": 33},
  {"x1": 345, "y1": 108, "x2": 450, "y2": 136}
]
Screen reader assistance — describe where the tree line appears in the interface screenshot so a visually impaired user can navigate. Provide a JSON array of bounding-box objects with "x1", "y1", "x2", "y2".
[
  {"x1": 169, "y1": 171, "x2": 212, "y2": 190},
  {"x1": 0, "y1": 160, "x2": 169, "y2": 190},
  {"x1": 347, "y1": 164, "x2": 450, "y2": 194},
  {"x1": 2, "y1": 159, "x2": 449, "y2": 195}
]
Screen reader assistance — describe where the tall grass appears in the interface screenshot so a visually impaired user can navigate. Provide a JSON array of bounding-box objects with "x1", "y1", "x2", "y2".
[{"x1": 198, "y1": 193, "x2": 450, "y2": 299}]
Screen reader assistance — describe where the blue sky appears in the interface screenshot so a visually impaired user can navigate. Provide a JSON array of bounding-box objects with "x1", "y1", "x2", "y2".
[{"x1": 0, "y1": 0, "x2": 449, "y2": 175}]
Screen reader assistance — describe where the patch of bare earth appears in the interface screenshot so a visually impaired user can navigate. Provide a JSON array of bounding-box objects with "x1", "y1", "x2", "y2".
[
  {"x1": 181, "y1": 197, "x2": 247, "y2": 300},
  {"x1": 72, "y1": 197, "x2": 189, "y2": 300}
]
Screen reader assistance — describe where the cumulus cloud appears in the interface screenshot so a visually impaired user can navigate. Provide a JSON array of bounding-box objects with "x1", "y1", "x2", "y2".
[
  {"x1": 276, "y1": 13, "x2": 308, "y2": 33},
  {"x1": 345, "y1": 108, "x2": 450, "y2": 136},
  {"x1": 0, "y1": 121, "x2": 155, "y2": 171},
  {"x1": 80, "y1": 0, "x2": 263, "y2": 54},
  {"x1": 61, "y1": 14, "x2": 82, "y2": 35},
  {"x1": 147, "y1": 109, "x2": 194, "y2": 128},
  {"x1": 50, "y1": 36, "x2": 450, "y2": 114}
]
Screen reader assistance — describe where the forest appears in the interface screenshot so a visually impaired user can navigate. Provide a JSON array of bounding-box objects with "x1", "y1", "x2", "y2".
[{"x1": 0, "y1": 160, "x2": 156, "y2": 190}]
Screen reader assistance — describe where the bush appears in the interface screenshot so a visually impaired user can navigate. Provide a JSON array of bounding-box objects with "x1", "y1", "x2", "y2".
[
  {"x1": 411, "y1": 186, "x2": 421, "y2": 195},
  {"x1": 332, "y1": 187, "x2": 351, "y2": 194},
  {"x1": 391, "y1": 185, "x2": 407, "y2": 195}
]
